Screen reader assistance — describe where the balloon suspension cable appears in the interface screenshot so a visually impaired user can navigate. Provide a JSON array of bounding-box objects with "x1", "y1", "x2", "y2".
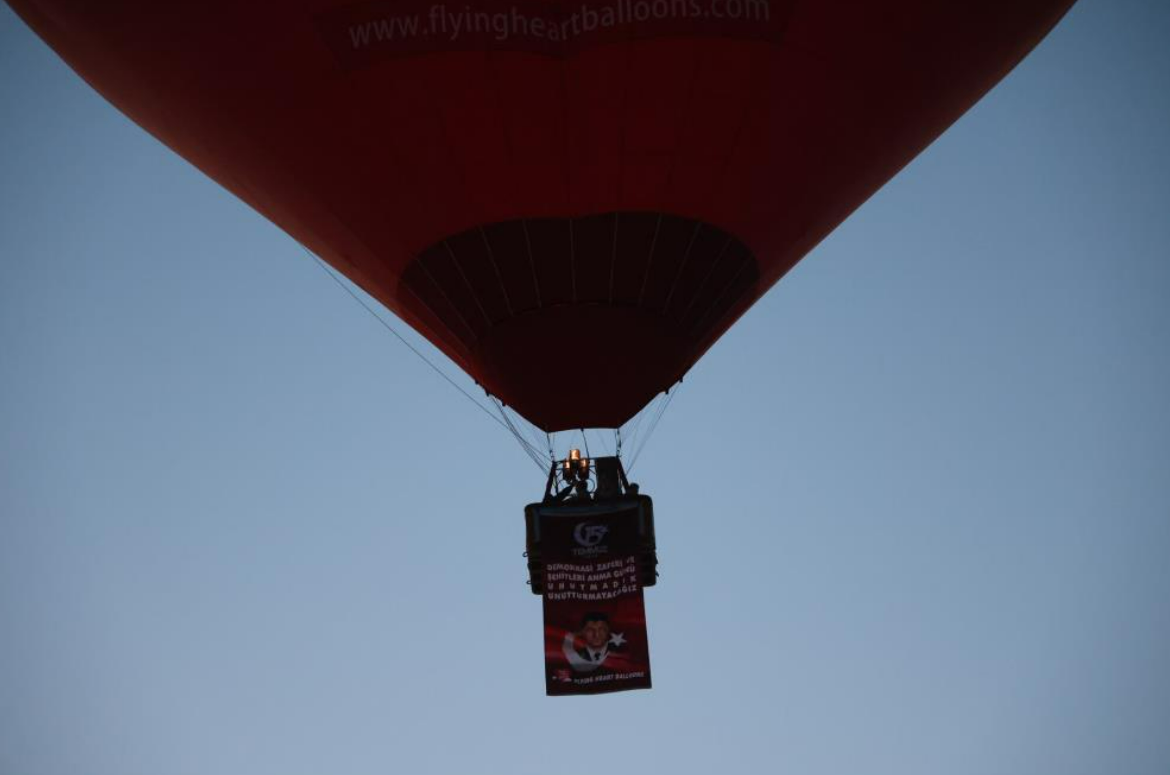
[
  {"x1": 619, "y1": 392, "x2": 659, "y2": 465},
  {"x1": 628, "y1": 383, "x2": 680, "y2": 473},
  {"x1": 489, "y1": 395, "x2": 550, "y2": 472},
  {"x1": 518, "y1": 409, "x2": 553, "y2": 465},
  {"x1": 301, "y1": 245, "x2": 543, "y2": 460}
]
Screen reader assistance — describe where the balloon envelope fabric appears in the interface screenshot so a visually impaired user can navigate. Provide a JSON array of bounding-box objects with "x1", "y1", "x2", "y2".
[{"x1": 8, "y1": 0, "x2": 1076, "y2": 429}]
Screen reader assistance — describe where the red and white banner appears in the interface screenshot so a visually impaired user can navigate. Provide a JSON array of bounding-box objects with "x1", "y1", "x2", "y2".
[{"x1": 538, "y1": 505, "x2": 652, "y2": 695}]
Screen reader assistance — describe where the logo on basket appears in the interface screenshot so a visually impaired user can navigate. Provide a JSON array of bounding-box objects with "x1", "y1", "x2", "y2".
[
  {"x1": 570, "y1": 524, "x2": 608, "y2": 554},
  {"x1": 574, "y1": 522, "x2": 608, "y2": 548}
]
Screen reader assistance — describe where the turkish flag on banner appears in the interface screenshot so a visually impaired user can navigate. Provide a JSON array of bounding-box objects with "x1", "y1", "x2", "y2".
[{"x1": 539, "y1": 505, "x2": 652, "y2": 696}]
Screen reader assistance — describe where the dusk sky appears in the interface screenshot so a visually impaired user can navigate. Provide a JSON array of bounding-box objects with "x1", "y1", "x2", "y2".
[{"x1": 2, "y1": 2, "x2": 1169, "y2": 774}]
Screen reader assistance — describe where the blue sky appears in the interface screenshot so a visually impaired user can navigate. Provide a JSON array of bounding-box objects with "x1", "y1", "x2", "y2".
[{"x1": 2, "y1": 2, "x2": 1168, "y2": 774}]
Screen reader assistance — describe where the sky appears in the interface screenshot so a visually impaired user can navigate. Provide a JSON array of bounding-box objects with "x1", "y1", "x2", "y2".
[{"x1": 1, "y1": 2, "x2": 1169, "y2": 775}]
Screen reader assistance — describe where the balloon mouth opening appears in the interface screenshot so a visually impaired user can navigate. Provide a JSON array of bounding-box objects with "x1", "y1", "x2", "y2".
[{"x1": 399, "y1": 211, "x2": 759, "y2": 430}]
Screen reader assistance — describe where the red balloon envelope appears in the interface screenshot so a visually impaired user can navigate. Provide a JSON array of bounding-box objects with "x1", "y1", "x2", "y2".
[{"x1": 11, "y1": 0, "x2": 1074, "y2": 430}]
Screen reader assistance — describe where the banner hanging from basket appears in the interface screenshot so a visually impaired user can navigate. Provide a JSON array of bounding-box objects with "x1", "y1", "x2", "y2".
[{"x1": 538, "y1": 504, "x2": 652, "y2": 695}]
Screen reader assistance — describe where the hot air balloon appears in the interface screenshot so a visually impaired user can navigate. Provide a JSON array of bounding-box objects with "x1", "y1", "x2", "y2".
[
  {"x1": 7, "y1": 0, "x2": 1075, "y2": 432},
  {"x1": 8, "y1": 0, "x2": 1076, "y2": 693}
]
